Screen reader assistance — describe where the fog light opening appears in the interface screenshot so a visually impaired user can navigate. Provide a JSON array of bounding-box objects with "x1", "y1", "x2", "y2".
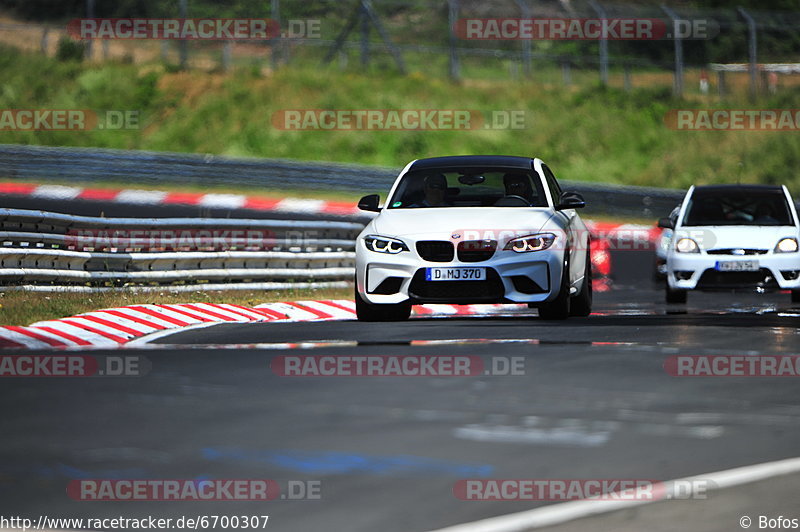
[{"x1": 781, "y1": 270, "x2": 800, "y2": 281}]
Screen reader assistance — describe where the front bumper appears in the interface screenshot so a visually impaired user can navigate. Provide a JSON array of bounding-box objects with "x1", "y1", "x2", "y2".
[
  {"x1": 356, "y1": 246, "x2": 565, "y2": 305},
  {"x1": 666, "y1": 252, "x2": 800, "y2": 291}
]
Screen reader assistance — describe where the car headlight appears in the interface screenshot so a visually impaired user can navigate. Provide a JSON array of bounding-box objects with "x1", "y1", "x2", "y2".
[
  {"x1": 775, "y1": 238, "x2": 799, "y2": 253},
  {"x1": 675, "y1": 238, "x2": 699, "y2": 253},
  {"x1": 504, "y1": 233, "x2": 556, "y2": 253},
  {"x1": 364, "y1": 235, "x2": 409, "y2": 254}
]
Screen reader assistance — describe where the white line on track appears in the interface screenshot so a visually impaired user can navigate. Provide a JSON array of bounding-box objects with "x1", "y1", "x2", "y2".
[{"x1": 427, "y1": 456, "x2": 800, "y2": 532}]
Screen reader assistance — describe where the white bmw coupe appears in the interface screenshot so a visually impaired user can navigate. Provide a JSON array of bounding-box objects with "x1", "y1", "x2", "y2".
[{"x1": 354, "y1": 155, "x2": 592, "y2": 321}]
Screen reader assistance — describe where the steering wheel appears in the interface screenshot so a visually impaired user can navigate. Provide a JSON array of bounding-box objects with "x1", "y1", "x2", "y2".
[{"x1": 493, "y1": 195, "x2": 531, "y2": 207}]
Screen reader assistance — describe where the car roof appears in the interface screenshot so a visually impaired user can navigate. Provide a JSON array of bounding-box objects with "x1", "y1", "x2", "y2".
[
  {"x1": 692, "y1": 184, "x2": 785, "y2": 194},
  {"x1": 408, "y1": 155, "x2": 535, "y2": 171}
]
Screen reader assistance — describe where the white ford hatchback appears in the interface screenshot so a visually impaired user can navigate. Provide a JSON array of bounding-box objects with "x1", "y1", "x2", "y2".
[{"x1": 660, "y1": 184, "x2": 800, "y2": 303}]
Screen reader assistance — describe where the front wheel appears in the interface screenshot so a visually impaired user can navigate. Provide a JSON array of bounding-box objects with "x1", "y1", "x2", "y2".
[{"x1": 355, "y1": 287, "x2": 411, "y2": 322}]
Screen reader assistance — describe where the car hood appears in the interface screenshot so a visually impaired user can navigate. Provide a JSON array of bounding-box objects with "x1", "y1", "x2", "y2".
[
  {"x1": 676, "y1": 225, "x2": 798, "y2": 251},
  {"x1": 366, "y1": 208, "x2": 557, "y2": 240}
]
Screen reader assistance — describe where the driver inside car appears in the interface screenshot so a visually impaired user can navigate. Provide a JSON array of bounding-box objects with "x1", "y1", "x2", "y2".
[
  {"x1": 503, "y1": 173, "x2": 535, "y2": 205},
  {"x1": 411, "y1": 173, "x2": 451, "y2": 207}
]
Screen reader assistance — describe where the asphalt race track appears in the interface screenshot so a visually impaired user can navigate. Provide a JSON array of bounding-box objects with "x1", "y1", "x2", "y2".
[{"x1": 2, "y1": 244, "x2": 799, "y2": 532}]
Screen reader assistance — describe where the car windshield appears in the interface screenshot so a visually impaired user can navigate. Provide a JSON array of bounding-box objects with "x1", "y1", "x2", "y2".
[
  {"x1": 682, "y1": 190, "x2": 794, "y2": 226},
  {"x1": 387, "y1": 167, "x2": 548, "y2": 208}
]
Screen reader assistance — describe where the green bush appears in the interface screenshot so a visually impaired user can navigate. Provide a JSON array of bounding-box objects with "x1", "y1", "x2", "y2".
[{"x1": 55, "y1": 37, "x2": 85, "y2": 62}]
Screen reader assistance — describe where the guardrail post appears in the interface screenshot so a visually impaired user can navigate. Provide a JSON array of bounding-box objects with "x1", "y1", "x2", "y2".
[
  {"x1": 661, "y1": 5, "x2": 683, "y2": 97},
  {"x1": 737, "y1": 7, "x2": 758, "y2": 101}
]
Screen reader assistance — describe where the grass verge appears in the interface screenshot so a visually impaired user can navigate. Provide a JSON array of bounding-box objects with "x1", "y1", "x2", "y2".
[{"x1": 1, "y1": 44, "x2": 799, "y2": 192}]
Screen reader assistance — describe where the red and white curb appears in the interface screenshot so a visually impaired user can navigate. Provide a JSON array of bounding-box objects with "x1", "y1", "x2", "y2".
[
  {"x1": 0, "y1": 300, "x2": 537, "y2": 350},
  {"x1": 0, "y1": 182, "x2": 362, "y2": 217}
]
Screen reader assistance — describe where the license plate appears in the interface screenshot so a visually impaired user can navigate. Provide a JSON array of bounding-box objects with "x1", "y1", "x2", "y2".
[
  {"x1": 425, "y1": 267, "x2": 486, "y2": 281},
  {"x1": 715, "y1": 260, "x2": 759, "y2": 272}
]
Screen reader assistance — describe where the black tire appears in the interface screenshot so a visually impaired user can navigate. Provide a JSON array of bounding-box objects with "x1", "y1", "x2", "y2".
[
  {"x1": 355, "y1": 287, "x2": 411, "y2": 322},
  {"x1": 570, "y1": 252, "x2": 592, "y2": 317},
  {"x1": 665, "y1": 285, "x2": 688, "y2": 304},
  {"x1": 539, "y1": 256, "x2": 571, "y2": 320},
  {"x1": 792, "y1": 290, "x2": 800, "y2": 304}
]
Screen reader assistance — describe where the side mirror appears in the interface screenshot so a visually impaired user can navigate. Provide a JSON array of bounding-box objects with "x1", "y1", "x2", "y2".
[
  {"x1": 556, "y1": 191, "x2": 585, "y2": 210},
  {"x1": 358, "y1": 194, "x2": 380, "y2": 212},
  {"x1": 657, "y1": 217, "x2": 675, "y2": 229}
]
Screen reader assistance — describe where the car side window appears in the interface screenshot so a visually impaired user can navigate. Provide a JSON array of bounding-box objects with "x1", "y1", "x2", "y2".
[{"x1": 541, "y1": 165, "x2": 563, "y2": 205}]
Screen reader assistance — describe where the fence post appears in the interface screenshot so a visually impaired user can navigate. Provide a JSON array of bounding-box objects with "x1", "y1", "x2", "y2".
[
  {"x1": 737, "y1": 7, "x2": 758, "y2": 101},
  {"x1": 516, "y1": 0, "x2": 532, "y2": 78},
  {"x1": 271, "y1": 0, "x2": 282, "y2": 70},
  {"x1": 588, "y1": 1, "x2": 608, "y2": 86},
  {"x1": 179, "y1": 0, "x2": 188, "y2": 69},
  {"x1": 661, "y1": 5, "x2": 683, "y2": 97},
  {"x1": 85, "y1": 0, "x2": 95, "y2": 60},
  {"x1": 448, "y1": 0, "x2": 460, "y2": 81},
  {"x1": 717, "y1": 70, "x2": 726, "y2": 97},
  {"x1": 222, "y1": 41, "x2": 232, "y2": 71},
  {"x1": 40, "y1": 27, "x2": 49, "y2": 55},
  {"x1": 360, "y1": 2, "x2": 370, "y2": 67},
  {"x1": 561, "y1": 61, "x2": 572, "y2": 85},
  {"x1": 624, "y1": 64, "x2": 632, "y2": 91}
]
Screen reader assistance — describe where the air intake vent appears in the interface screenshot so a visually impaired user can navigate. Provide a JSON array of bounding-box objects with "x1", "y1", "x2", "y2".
[
  {"x1": 457, "y1": 240, "x2": 496, "y2": 262},
  {"x1": 416, "y1": 241, "x2": 454, "y2": 262}
]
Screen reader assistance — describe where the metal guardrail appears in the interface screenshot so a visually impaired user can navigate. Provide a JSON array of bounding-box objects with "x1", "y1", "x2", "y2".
[
  {"x1": 0, "y1": 208, "x2": 362, "y2": 291},
  {"x1": 0, "y1": 144, "x2": 685, "y2": 218}
]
